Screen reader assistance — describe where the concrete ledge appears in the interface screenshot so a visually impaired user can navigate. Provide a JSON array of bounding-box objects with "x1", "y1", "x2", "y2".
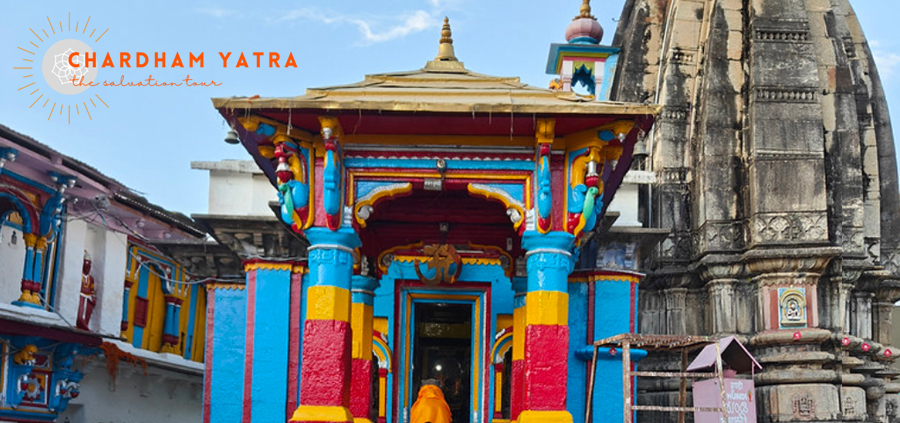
[{"x1": 107, "y1": 339, "x2": 205, "y2": 375}]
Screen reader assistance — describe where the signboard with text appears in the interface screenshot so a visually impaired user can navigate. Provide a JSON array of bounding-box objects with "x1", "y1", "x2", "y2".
[{"x1": 693, "y1": 377, "x2": 757, "y2": 423}]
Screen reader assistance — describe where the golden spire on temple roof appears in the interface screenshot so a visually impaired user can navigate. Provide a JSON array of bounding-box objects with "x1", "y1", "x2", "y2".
[
  {"x1": 436, "y1": 17, "x2": 457, "y2": 61},
  {"x1": 576, "y1": 0, "x2": 596, "y2": 20}
]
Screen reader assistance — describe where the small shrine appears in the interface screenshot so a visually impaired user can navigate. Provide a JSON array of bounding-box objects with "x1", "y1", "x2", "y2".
[{"x1": 204, "y1": 3, "x2": 658, "y2": 423}]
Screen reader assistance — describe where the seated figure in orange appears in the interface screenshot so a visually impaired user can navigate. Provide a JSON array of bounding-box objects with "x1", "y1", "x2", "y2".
[{"x1": 410, "y1": 379, "x2": 452, "y2": 423}]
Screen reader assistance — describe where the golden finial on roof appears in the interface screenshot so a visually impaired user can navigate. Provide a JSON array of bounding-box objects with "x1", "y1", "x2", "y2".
[
  {"x1": 576, "y1": 0, "x2": 596, "y2": 20},
  {"x1": 436, "y1": 17, "x2": 457, "y2": 61}
]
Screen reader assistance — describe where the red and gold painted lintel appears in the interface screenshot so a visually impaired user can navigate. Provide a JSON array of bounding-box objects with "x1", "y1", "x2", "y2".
[
  {"x1": 243, "y1": 258, "x2": 308, "y2": 272},
  {"x1": 206, "y1": 282, "x2": 246, "y2": 291},
  {"x1": 568, "y1": 269, "x2": 643, "y2": 284}
]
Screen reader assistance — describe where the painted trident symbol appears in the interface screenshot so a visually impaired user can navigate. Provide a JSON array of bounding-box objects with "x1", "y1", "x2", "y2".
[{"x1": 414, "y1": 244, "x2": 462, "y2": 285}]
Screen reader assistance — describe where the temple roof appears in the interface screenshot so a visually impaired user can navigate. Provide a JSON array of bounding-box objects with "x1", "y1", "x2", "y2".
[
  {"x1": 212, "y1": 63, "x2": 658, "y2": 116},
  {"x1": 213, "y1": 17, "x2": 656, "y2": 118}
]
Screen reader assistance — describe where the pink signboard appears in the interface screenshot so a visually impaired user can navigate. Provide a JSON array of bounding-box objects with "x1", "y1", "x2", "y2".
[{"x1": 693, "y1": 377, "x2": 757, "y2": 423}]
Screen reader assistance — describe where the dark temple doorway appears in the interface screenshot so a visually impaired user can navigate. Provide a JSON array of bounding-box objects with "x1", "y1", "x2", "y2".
[{"x1": 412, "y1": 302, "x2": 472, "y2": 423}]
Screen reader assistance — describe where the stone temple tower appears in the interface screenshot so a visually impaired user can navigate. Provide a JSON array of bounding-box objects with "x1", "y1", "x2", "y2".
[{"x1": 611, "y1": 0, "x2": 900, "y2": 421}]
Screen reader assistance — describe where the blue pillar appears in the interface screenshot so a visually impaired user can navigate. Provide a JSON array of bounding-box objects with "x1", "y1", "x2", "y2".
[
  {"x1": 205, "y1": 285, "x2": 247, "y2": 423},
  {"x1": 290, "y1": 227, "x2": 360, "y2": 423},
  {"x1": 518, "y1": 231, "x2": 575, "y2": 423},
  {"x1": 245, "y1": 261, "x2": 292, "y2": 423},
  {"x1": 13, "y1": 234, "x2": 42, "y2": 308},
  {"x1": 161, "y1": 294, "x2": 181, "y2": 353}
]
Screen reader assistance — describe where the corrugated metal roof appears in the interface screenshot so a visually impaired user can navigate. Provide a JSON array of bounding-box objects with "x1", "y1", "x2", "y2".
[{"x1": 213, "y1": 60, "x2": 660, "y2": 116}]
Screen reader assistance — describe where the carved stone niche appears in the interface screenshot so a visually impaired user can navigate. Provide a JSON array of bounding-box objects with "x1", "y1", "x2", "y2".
[
  {"x1": 744, "y1": 247, "x2": 840, "y2": 331},
  {"x1": 777, "y1": 287, "x2": 808, "y2": 329},
  {"x1": 756, "y1": 384, "x2": 840, "y2": 422},
  {"x1": 696, "y1": 254, "x2": 744, "y2": 335},
  {"x1": 841, "y1": 386, "x2": 867, "y2": 421},
  {"x1": 873, "y1": 279, "x2": 900, "y2": 345},
  {"x1": 882, "y1": 247, "x2": 900, "y2": 277},
  {"x1": 885, "y1": 393, "x2": 900, "y2": 422}
]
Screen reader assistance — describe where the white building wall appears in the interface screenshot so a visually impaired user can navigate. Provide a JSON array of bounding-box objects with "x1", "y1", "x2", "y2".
[
  {"x1": 251, "y1": 172, "x2": 277, "y2": 216},
  {"x1": 193, "y1": 160, "x2": 276, "y2": 216},
  {"x1": 209, "y1": 170, "x2": 250, "y2": 215},
  {"x1": 56, "y1": 219, "x2": 128, "y2": 336},
  {"x1": 57, "y1": 218, "x2": 87, "y2": 325},
  {"x1": 607, "y1": 183, "x2": 642, "y2": 227},
  {"x1": 58, "y1": 352, "x2": 202, "y2": 423},
  {"x1": 97, "y1": 230, "x2": 127, "y2": 336},
  {"x1": 0, "y1": 223, "x2": 26, "y2": 304}
]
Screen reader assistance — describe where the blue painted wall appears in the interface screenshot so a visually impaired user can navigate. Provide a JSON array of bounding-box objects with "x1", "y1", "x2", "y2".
[
  {"x1": 209, "y1": 287, "x2": 247, "y2": 423},
  {"x1": 132, "y1": 266, "x2": 149, "y2": 349},
  {"x1": 594, "y1": 280, "x2": 633, "y2": 338},
  {"x1": 184, "y1": 284, "x2": 199, "y2": 360},
  {"x1": 591, "y1": 279, "x2": 640, "y2": 422},
  {"x1": 567, "y1": 282, "x2": 589, "y2": 423},
  {"x1": 372, "y1": 271, "x2": 395, "y2": 423},
  {"x1": 250, "y1": 268, "x2": 291, "y2": 423}
]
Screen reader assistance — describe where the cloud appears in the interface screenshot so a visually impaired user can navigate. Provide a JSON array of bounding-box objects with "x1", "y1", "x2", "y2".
[
  {"x1": 428, "y1": 0, "x2": 465, "y2": 9},
  {"x1": 874, "y1": 51, "x2": 900, "y2": 80},
  {"x1": 195, "y1": 7, "x2": 243, "y2": 19},
  {"x1": 272, "y1": 7, "x2": 438, "y2": 44},
  {"x1": 871, "y1": 40, "x2": 900, "y2": 80}
]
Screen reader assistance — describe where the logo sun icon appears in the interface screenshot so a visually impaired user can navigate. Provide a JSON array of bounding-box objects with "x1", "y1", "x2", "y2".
[{"x1": 14, "y1": 13, "x2": 110, "y2": 124}]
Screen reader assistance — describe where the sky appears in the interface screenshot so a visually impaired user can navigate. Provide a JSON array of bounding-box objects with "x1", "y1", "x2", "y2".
[{"x1": 1, "y1": 0, "x2": 898, "y2": 216}]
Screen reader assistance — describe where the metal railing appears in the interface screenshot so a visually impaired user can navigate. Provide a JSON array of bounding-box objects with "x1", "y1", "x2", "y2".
[{"x1": 585, "y1": 334, "x2": 726, "y2": 423}]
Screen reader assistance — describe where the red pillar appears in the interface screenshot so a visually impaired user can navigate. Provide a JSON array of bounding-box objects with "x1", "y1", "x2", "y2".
[
  {"x1": 518, "y1": 232, "x2": 574, "y2": 423},
  {"x1": 290, "y1": 229, "x2": 359, "y2": 423}
]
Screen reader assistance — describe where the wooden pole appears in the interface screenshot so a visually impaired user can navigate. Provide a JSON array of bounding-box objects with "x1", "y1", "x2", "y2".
[
  {"x1": 585, "y1": 344, "x2": 599, "y2": 423},
  {"x1": 623, "y1": 342, "x2": 632, "y2": 423},
  {"x1": 714, "y1": 341, "x2": 727, "y2": 418},
  {"x1": 678, "y1": 348, "x2": 687, "y2": 423}
]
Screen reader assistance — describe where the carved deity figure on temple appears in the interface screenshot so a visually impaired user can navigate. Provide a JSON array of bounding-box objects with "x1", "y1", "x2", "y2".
[
  {"x1": 76, "y1": 251, "x2": 97, "y2": 330},
  {"x1": 785, "y1": 299, "x2": 802, "y2": 320}
]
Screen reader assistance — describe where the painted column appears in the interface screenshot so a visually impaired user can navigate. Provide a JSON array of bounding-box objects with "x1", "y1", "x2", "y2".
[
  {"x1": 204, "y1": 283, "x2": 248, "y2": 423},
  {"x1": 288, "y1": 264, "x2": 306, "y2": 417},
  {"x1": 493, "y1": 362, "x2": 505, "y2": 420},
  {"x1": 161, "y1": 294, "x2": 183, "y2": 353},
  {"x1": 14, "y1": 233, "x2": 42, "y2": 308},
  {"x1": 350, "y1": 275, "x2": 379, "y2": 423},
  {"x1": 121, "y1": 280, "x2": 134, "y2": 334},
  {"x1": 33, "y1": 236, "x2": 47, "y2": 294},
  {"x1": 377, "y1": 368, "x2": 388, "y2": 423},
  {"x1": 290, "y1": 227, "x2": 360, "y2": 423},
  {"x1": 519, "y1": 231, "x2": 575, "y2": 423},
  {"x1": 243, "y1": 260, "x2": 293, "y2": 423},
  {"x1": 510, "y1": 276, "x2": 527, "y2": 422}
]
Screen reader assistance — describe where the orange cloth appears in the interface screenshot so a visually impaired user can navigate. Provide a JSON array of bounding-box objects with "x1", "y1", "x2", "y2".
[{"x1": 410, "y1": 385, "x2": 452, "y2": 423}]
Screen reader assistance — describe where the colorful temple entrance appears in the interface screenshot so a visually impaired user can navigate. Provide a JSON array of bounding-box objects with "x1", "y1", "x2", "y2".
[
  {"x1": 204, "y1": 5, "x2": 658, "y2": 423},
  {"x1": 410, "y1": 301, "x2": 473, "y2": 423}
]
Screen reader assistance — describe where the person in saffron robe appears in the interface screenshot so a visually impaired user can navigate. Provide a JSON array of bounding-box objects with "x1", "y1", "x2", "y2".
[
  {"x1": 410, "y1": 379, "x2": 452, "y2": 423},
  {"x1": 76, "y1": 251, "x2": 96, "y2": 330}
]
